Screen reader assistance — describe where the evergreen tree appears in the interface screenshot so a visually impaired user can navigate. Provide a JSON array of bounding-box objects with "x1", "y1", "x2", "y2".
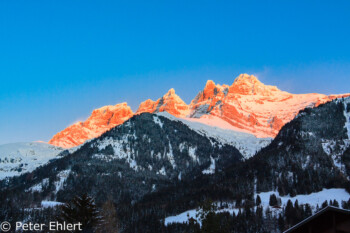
[
  {"x1": 255, "y1": 206, "x2": 263, "y2": 219},
  {"x1": 97, "y1": 199, "x2": 120, "y2": 233},
  {"x1": 332, "y1": 199, "x2": 339, "y2": 207},
  {"x1": 235, "y1": 198, "x2": 242, "y2": 208},
  {"x1": 201, "y1": 212, "x2": 221, "y2": 233},
  {"x1": 255, "y1": 205, "x2": 264, "y2": 229},
  {"x1": 342, "y1": 199, "x2": 350, "y2": 209},
  {"x1": 59, "y1": 194, "x2": 101, "y2": 233},
  {"x1": 269, "y1": 194, "x2": 278, "y2": 206},
  {"x1": 304, "y1": 204, "x2": 312, "y2": 218},
  {"x1": 316, "y1": 204, "x2": 320, "y2": 212},
  {"x1": 294, "y1": 200, "x2": 303, "y2": 223},
  {"x1": 285, "y1": 199, "x2": 295, "y2": 227},
  {"x1": 197, "y1": 200, "x2": 220, "y2": 233},
  {"x1": 278, "y1": 214, "x2": 285, "y2": 232},
  {"x1": 187, "y1": 215, "x2": 200, "y2": 233},
  {"x1": 256, "y1": 195, "x2": 261, "y2": 206},
  {"x1": 321, "y1": 200, "x2": 328, "y2": 208}
]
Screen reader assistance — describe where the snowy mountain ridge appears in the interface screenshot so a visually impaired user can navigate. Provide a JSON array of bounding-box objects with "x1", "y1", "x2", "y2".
[
  {"x1": 48, "y1": 74, "x2": 350, "y2": 148},
  {"x1": 0, "y1": 142, "x2": 64, "y2": 180},
  {"x1": 87, "y1": 113, "x2": 244, "y2": 178},
  {"x1": 157, "y1": 112, "x2": 271, "y2": 158}
]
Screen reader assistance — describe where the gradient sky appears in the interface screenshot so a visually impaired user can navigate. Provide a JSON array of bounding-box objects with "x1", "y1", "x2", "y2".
[{"x1": 1, "y1": 0, "x2": 350, "y2": 144}]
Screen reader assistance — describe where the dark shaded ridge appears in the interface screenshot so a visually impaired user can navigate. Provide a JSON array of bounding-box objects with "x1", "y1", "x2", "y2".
[{"x1": 0, "y1": 112, "x2": 243, "y2": 210}]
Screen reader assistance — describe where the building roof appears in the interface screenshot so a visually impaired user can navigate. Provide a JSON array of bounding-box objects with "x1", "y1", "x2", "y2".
[{"x1": 284, "y1": 206, "x2": 350, "y2": 233}]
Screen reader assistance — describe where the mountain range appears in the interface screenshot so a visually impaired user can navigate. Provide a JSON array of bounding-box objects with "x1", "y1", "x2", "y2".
[
  {"x1": 1, "y1": 94, "x2": 350, "y2": 233},
  {"x1": 48, "y1": 74, "x2": 350, "y2": 148},
  {"x1": 1, "y1": 74, "x2": 350, "y2": 232}
]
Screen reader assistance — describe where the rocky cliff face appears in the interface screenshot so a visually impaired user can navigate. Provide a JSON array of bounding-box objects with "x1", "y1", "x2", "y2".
[
  {"x1": 49, "y1": 74, "x2": 350, "y2": 148},
  {"x1": 136, "y1": 88, "x2": 190, "y2": 117},
  {"x1": 49, "y1": 90, "x2": 190, "y2": 148},
  {"x1": 189, "y1": 74, "x2": 350, "y2": 138},
  {"x1": 49, "y1": 103, "x2": 133, "y2": 148}
]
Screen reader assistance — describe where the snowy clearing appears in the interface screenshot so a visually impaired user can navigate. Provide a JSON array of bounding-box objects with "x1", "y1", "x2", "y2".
[
  {"x1": 41, "y1": 201, "x2": 64, "y2": 208},
  {"x1": 164, "y1": 188, "x2": 350, "y2": 226},
  {"x1": 255, "y1": 188, "x2": 350, "y2": 210}
]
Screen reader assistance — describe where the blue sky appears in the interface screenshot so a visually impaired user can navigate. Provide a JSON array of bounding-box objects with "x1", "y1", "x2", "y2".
[{"x1": 0, "y1": 0, "x2": 350, "y2": 144}]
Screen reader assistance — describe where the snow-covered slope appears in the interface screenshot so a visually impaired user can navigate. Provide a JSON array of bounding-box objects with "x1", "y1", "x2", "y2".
[
  {"x1": 0, "y1": 142, "x2": 64, "y2": 179},
  {"x1": 164, "y1": 188, "x2": 350, "y2": 226},
  {"x1": 1, "y1": 113, "x2": 244, "y2": 208},
  {"x1": 157, "y1": 112, "x2": 271, "y2": 158},
  {"x1": 86, "y1": 113, "x2": 243, "y2": 179},
  {"x1": 254, "y1": 188, "x2": 350, "y2": 211}
]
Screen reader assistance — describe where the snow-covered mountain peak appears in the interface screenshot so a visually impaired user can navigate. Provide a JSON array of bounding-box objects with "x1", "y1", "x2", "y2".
[
  {"x1": 48, "y1": 74, "x2": 350, "y2": 148},
  {"x1": 189, "y1": 74, "x2": 350, "y2": 138},
  {"x1": 0, "y1": 142, "x2": 65, "y2": 179}
]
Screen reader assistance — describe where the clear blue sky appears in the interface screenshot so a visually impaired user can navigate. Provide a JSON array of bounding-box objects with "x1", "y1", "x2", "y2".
[{"x1": 1, "y1": 0, "x2": 350, "y2": 144}]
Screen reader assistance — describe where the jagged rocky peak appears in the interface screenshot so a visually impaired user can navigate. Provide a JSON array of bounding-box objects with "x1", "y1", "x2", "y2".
[
  {"x1": 161, "y1": 88, "x2": 185, "y2": 105},
  {"x1": 88, "y1": 102, "x2": 133, "y2": 126},
  {"x1": 49, "y1": 102, "x2": 134, "y2": 148},
  {"x1": 202, "y1": 80, "x2": 229, "y2": 98},
  {"x1": 136, "y1": 88, "x2": 189, "y2": 117},
  {"x1": 202, "y1": 80, "x2": 217, "y2": 96},
  {"x1": 49, "y1": 74, "x2": 350, "y2": 148},
  {"x1": 136, "y1": 99, "x2": 157, "y2": 114},
  {"x1": 233, "y1": 73, "x2": 259, "y2": 83},
  {"x1": 229, "y1": 73, "x2": 283, "y2": 96},
  {"x1": 189, "y1": 74, "x2": 350, "y2": 138},
  {"x1": 189, "y1": 80, "x2": 229, "y2": 117},
  {"x1": 165, "y1": 88, "x2": 176, "y2": 96}
]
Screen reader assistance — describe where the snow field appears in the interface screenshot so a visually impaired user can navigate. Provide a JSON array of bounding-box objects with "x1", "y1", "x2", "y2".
[{"x1": 164, "y1": 188, "x2": 350, "y2": 226}]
